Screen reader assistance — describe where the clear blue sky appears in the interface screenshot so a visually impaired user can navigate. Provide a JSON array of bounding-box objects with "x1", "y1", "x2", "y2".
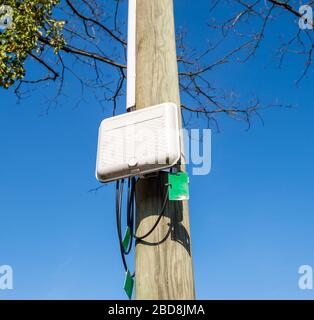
[{"x1": 1, "y1": 0, "x2": 314, "y2": 300}]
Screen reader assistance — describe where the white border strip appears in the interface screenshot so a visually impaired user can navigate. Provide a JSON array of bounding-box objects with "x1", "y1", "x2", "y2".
[{"x1": 126, "y1": 0, "x2": 136, "y2": 111}]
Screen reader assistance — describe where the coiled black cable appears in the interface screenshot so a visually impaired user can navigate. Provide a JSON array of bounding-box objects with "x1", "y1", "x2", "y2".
[
  {"x1": 116, "y1": 175, "x2": 169, "y2": 275},
  {"x1": 129, "y1": 178, "x2": 169, "y2": 241}
]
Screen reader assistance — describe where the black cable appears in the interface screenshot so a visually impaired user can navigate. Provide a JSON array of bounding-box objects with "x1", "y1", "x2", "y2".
[
  {"x1": 129, "y1": 177, "x2": 136, "y2": 234},
  {"x1": 116, "y1": 174, "x2": 169, "y2": 275},
  {"x1": 128, "y1": 177, "x2": 169, "y2": 241},
  {"x1": 116, "y1": 179, "x2": 136, "y2": 276},
  {"x1": 127, "y1": 178, "x2": 132, "y2": 226},
  {"x1": 124, "y1": 178, "x2": 134, "y2": 255}
]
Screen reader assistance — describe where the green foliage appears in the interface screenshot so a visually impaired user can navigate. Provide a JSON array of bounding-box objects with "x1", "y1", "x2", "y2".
[{"x1": 0, "y1": 0, "x2": 65, "y2": 88}]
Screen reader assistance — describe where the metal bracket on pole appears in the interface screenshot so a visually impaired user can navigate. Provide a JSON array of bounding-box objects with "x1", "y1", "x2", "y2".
[{"x1": 126, "y1": 0, "x2": 136, "y2": 112}]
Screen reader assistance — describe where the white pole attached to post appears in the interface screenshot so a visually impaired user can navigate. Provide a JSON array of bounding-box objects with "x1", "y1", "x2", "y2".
[{"x1": 126, "y1": 0, "x2": 136, "y2": 112}]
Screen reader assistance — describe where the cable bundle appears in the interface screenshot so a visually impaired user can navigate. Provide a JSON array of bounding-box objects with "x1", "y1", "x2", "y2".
[{"x1": 115, "y1": 176, "x2": 169, "y2": 277}]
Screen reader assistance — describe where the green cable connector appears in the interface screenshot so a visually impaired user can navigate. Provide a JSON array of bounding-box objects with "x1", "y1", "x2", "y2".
[
  {"x1": 168, "y1": 172, "x2": 190, "y2": 201},
  {"x1": 124, "y1": 270, "x2": 134, "y2": 300}
]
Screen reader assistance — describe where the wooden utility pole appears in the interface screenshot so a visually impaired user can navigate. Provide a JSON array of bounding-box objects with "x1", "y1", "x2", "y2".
[{"x1": 135, "y1": 0, "x2": 195, "y2": 300}]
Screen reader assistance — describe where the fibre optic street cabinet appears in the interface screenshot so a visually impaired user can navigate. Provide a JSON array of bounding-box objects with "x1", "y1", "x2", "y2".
[{"x1": 96, "y1": 103, "x2": 181, "y2": 183}]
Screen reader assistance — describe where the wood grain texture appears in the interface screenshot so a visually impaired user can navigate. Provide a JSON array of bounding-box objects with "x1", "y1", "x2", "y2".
[{"x1": 135, "y1": 0, "x2": 195, "y2": 300}]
